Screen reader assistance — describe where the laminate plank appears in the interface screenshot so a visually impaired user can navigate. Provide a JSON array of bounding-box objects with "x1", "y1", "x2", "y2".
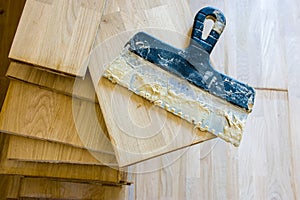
[
  {"x1": 0, "y1": 133, "x2": 128, "y2": 184},
  {"x1": 287, "y1": 54, "x2": 300, "y2": 199},
  {"x1": 195, "y1": 139, "x2": 240, "y2": 199},
  {"x1": 185, "y1": 144, "x2": 202, "y2": 199},
  {"x1": 284, "y1": 0, "x2": 300, "y2": 197},
  {"x1": 193, "y1": 141, "x2": 214, "y2": 200},
  {"x1": 0, "y1": 175, "x2": 22, "y2": 199},
  {"x1": 0, "y1": 80, "x2": 114, "y2": 153},
  {"x1": 19, "y1": 177, "x2": 129, "y2": 200},
  {"x1": 132, "y1": 141, "x2": 222, "y2": 200},
  {"x1": 89, "y1": 0, "x2": 215, "y2": 167},
  {"x1": 7, "y1": 135, "x2": 117, "y2": 166},
  {"x1": 6, "y1": 61, "x2": 96, "y2": 102},
  {"x1": 131, "y1": 148, "x2": 188, "y2": 200},
  {"x1": 9, "y1": 0, "x2": 105, "y2": 77},
  {"x1": 238, "y1": 90, "x2": 294, "y2": 199}
]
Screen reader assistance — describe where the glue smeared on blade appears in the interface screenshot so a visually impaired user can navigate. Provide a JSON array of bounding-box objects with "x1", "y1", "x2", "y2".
[{"x1": 103, "y1": 48, "x2": 248, "y2": 146}]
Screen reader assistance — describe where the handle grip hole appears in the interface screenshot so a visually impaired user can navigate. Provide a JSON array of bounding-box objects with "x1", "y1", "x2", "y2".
[{"x1": 202, "y1": 18, "x2": 214, "y2": 40}]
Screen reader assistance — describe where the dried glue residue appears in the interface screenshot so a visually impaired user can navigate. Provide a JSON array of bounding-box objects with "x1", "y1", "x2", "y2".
[
  {"x1": 218, "y1": 112, "x2": 245, "y2": 146},
  {"x1": 102, "y1": 49, "x2": 248, "y2": 146},
  {"x1": 103, "y1": 58, "x2": 132, "y2": 84}
]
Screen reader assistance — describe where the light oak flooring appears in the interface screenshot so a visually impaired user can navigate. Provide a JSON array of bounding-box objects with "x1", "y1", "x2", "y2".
[
  {"x1": 0, "y1": 0, "x2": 299, "y2": 199},
  {"x1": 128, "y1": 0, "x2": 300, "y2": 199}
]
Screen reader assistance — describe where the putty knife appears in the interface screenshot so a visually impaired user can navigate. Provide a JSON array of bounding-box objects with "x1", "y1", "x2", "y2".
[{"x1": 103, "y1": 7, "x2": 255, "y2": 146}]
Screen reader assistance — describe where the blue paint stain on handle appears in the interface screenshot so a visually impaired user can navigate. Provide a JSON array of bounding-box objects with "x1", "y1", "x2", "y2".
[{"x1": 126, "y1": 7, "x2": 255, "y2": 112}]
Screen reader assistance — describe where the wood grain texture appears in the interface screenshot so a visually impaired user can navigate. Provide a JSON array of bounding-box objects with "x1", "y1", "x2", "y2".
[
  {"x1": 89, "y1": 0, "x2": 215, "y2": 167},
  {"x1": 238, "y1": 90, "x2": 294, "y2": 199},
  {"x1": 0, "y1": 81, "x2": 133, "y2": 182},
  {"x1": 284, "y1": 0, "x2": 300, "y2": 197},
  {"x1": 0, "y1": 175, "x2": 131, "y2": 200},
  {"x1": 5, "y1": 62, "x2": 112, "y2": 165},
  {"x1": 127, "y1": 1, "x2": 299, "y2": 198},
  {"x1": 1, "y1": 0, "x2": 298, "y2": 198},
  {"x1": 7, "y1": 135, "x2": 117, "y2": 166},
  {"x1": 6, "y1": 61, "x2": 97, "y2": 102},
  {"x1": 0, "y1": 175, "x2": 22, "y2": 199},
  {"x1": 0, "y1": 133, "x2": 128, "y2": 184},
  {"x1": 131, "y1": 148, "x2": 189, "y2": 200},
  {"x1": 192, "y1": 91, "x2": 294, "y2": 199},
  {"x1": 0, "y1": 80, "x2": 114, "y2": 153},
  {"x1": 189, "y1": 0, "x2": 288, "y2": 90},
  {"x1": 9, "y1": 0, "x2": 105, "y2": 77},
  {"x1": 128, "y1": 90, "x2": 295, "y2": 199},
  {"x1": 19, "y1": 177, "x2": 129, "y2": 200}
]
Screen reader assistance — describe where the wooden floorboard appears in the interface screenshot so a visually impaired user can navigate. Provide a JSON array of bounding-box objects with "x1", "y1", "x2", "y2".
[
  {"x1": 7, "y1": 135, "x2": 117, "y2": 166},
  {"x1": 9, "y1": 0, "x2": 105, "y2": 77},
  {"x1": 285, "y1": 0, "x2": 300, "y2": 197},
  {"x1": 6, "y1": 62, "x2": 97, "y2": 103},
  {"x1": 238, "y1": 90, "x2": 294, "y2": 199},
  {"x1": 0, "y1": 80, "x2": 114, "y2": 153},
  {"x1": 19, "y1": 177, "x2": 129, "y2": 200},
  {"x1": 0, "y1": 134, "x2": 125, "y2": 184}
]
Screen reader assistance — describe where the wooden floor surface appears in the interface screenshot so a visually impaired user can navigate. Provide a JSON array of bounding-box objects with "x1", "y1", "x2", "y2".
[
  {"x1": 0, "y1": 0, "x2": 299, "y2": 199},
  {"x1": 128, "y1": 0, "x2": 300, "y2": 199}
]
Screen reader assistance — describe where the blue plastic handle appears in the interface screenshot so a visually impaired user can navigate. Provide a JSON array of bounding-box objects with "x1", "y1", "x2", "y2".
[{"x1": 191, "y1": 7, "x2": 226, "y2": 54}]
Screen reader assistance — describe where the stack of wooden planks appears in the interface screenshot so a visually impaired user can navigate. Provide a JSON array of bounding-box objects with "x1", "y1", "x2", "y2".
[
  {"x1": 0, "y1": 0, "x2": 217, "y2": 198},
  {"x1": 0, "y1": 0, "x2": 132, "y2": 199},
  {"x1": 2, "y1": 0, "x2": 299, "y2": 199}
]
